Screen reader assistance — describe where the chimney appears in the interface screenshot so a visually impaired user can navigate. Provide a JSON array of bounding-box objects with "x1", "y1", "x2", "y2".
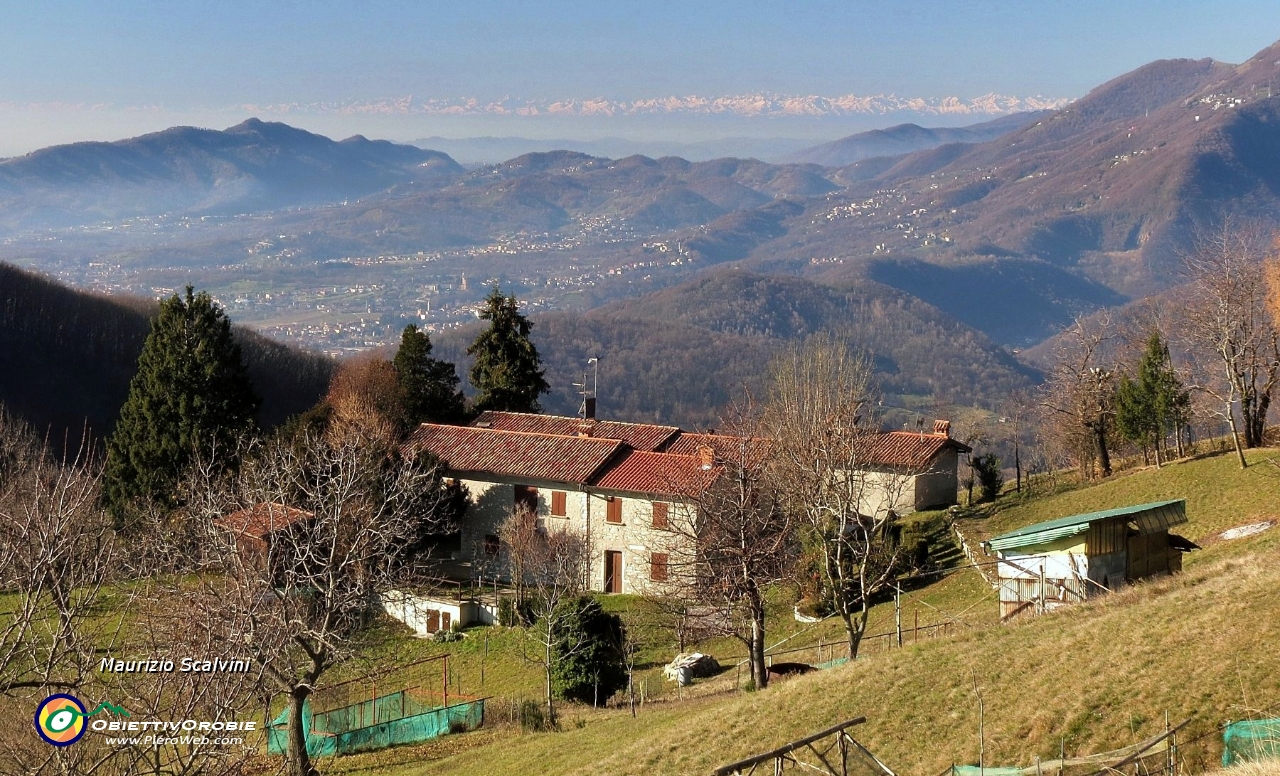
[
  {"x1": 933, "y1": 420, "x2": 951, "y2": 438},
  {"x1": 583, "y1": 396, "x2": 596, "y2": 420},
  {"x1": 698, "y1": 445, "x2": 715, "y2": 470},
  {"x1": 576, "y1": 420, "x2": 596, "y2": 438}
]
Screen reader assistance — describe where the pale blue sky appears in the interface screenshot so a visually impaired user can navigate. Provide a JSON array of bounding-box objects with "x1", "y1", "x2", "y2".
[{"x1": 2, "y1": 1, "x2": 1280, "y2": 154}]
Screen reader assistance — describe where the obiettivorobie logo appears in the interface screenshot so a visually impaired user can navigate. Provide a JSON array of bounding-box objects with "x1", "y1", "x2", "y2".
[{"x1": 34, "y1": 694, "x2": 130, "y2": 747}]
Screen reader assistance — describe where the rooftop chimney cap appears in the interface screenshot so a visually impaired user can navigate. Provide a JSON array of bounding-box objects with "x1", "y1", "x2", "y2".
[
  {"x1": 697, "y1": 445, "x2": 715, "y2": 470},
  {"x1": 933, "y1": 420, "x2": 951, "y2": 438}
]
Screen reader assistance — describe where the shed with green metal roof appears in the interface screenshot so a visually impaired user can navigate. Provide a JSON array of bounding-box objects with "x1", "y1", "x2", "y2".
[{"x1": 982, "y1": 500, "x2": 1191, "y2": 621}]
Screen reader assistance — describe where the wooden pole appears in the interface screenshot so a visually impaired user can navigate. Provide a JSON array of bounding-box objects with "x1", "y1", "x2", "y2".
[
  {"x1": 443, "y1": 655, "x2": 449, "y2": 710},
  {"x1": 1038, "y1": 564, "x2": 1046, "y2": 616},
  {"x1": 895, "y1": 587, "x2": 902, "y2": 648}
]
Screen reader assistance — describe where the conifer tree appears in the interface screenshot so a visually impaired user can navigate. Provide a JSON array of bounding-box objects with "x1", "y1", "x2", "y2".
[
  {"x1": 103, "y1": 287, "x2": 259, "y2": 527},
  {"x1": 1115, "y1": 332, "x2": 1189, "y2": 465},
  {"x1": 467, "y1": 286, "x2": 550, "y2": 413},
  {"x1": 393, "y1": 324, "x2": 467, "y2": 426}
]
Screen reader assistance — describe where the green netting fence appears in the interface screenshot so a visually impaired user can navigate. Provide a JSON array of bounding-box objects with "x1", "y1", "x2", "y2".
[
  {"x1": 267, "y1": 691, "x2": 485, "y2": 757},
  {"x1": 1222, "y1": 719, "x2": 1280, "y2": 766},
  {"x1": 950, "y1": 731, "x2": 1173, "y2": 776}
]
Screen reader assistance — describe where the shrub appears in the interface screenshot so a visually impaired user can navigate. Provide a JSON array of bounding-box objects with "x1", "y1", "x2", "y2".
[
  {"x1": 519, "y1": 699, "x2": 546, "y2": 732},
  {"x1": 549, "y1": 596, "x2": 627, "y2": 705},
  {"x1": 972, "y1": 453, "x2": 1004, "y2": 503}
]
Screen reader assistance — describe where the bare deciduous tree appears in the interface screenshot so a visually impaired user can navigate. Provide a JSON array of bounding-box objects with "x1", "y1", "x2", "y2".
[
  {"x1": 498, "y1": 505, "x2": 589, "y2": 728},
  {"x1": 1040, "y1": 314, "x2": 1118, "y2": 479},
  {"x1": 1180, "y1": 223, "x2": 1280, "y2": 466},
  {"x1": 193, "y1": 425, "x2": 456, "y2": 776},
  {"x1": 664, "y1": 403, "x2": 791, "y2": 690},
  {"x1": 763, "y1": 335, "x2": 916, "y2": 660}
]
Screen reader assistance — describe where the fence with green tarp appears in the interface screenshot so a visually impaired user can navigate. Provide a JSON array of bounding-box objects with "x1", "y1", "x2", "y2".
[
  {"x1": 949, "y1": 729, "x2": 1175, "y2": 776},
  {"x1": 267, "y1": 692, "x2": 485, "y2": 757},
  {"x1": 1223, "y1": 719, "x2": 1280, "y2": 766}
]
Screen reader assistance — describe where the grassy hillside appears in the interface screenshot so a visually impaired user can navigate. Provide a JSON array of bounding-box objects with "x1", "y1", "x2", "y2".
[
  {"x1": 311, "y1": 447, "x2": 1280, "y2": 776},
  {"x1": 969, "y1": 447, "x2": 1280, "y2": 550}
]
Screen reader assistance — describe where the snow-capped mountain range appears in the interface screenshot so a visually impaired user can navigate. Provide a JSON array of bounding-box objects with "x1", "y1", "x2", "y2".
[{"x1": 238, "y1": 92, "x2": 1072, "y2": 119}]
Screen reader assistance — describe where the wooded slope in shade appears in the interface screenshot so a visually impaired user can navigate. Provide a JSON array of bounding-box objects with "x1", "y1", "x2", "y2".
[
  {"x1": 435, "y1": 269, "x2": 1039, "y2": 428},
  {"x1": 0, "y1": 262, "x2": 333, "y2": 443}
]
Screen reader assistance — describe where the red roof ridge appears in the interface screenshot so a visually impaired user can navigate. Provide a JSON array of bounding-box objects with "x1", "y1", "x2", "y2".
[
  {"x1": 410, "y1": 422, "x2": 623, "y2": 445},
  {"x1": 477, "y1": 410, "x2": 673, "y2": 427}
]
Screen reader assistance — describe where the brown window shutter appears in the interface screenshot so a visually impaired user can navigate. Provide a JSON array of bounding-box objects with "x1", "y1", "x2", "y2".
[
  {"x1": 551, "y1": 491, "x2": 567, "y2": 517},
  {"x1": 650, "y1": 552, "x2": 669, "y2": 582},
  {"x1": 606, "y1": 497, "x2": 622, "y2": 524},
  {"x1": 651, "y1": 501, "x2": 669, "y2": 529}
]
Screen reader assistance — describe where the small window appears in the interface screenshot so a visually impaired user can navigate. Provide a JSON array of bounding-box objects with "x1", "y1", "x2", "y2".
[
  {"x1": 514, "y1": 485, "x2": 538, "y2": 513},
  {"x1": 606, "y1": 497, "x2": 623, "y2": 524},
  {"x1": 651, "y1": 501, "x2": 669, "y2": 529},
  {"x1": 482, "y1": 534, "x2": 500, "y2": 558},
  {"x1": 650, "y1": 552, "x2": 669, "y2": 582},
  {"x1": 551, "y1": 491, "x2": 568, "y2": 517}
]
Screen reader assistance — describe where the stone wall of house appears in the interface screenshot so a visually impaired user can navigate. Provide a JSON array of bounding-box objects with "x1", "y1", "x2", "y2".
[
  {"x1": 454, "y1": 477, "x2": 687, "y2": 595},
  {"x1": 857, "y1": 470, "x2": 920, "y2": 517},
  {"x1": 914, "y1": 448, "x2": 961, "y2": 509},
  {"x1": 583, "y1": 492, "x2": 688, "y2": 595}
]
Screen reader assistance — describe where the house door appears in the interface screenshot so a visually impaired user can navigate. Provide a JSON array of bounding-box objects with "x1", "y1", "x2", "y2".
[{"x1": 604, "y1": 551, "x2": 623, "y2": 594}]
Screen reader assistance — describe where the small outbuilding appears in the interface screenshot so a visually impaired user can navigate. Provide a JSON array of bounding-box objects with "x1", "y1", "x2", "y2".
[{"x1": 983, "y1": 499, "x2": 1193, "y2": 621}]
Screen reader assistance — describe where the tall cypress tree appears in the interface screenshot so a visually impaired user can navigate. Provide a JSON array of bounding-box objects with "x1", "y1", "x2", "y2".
[
  {"x1": 103, "y1": 287, "x2": 259, "y2": 527},
  {"x1": 393, "y1": 324, "x2": 467, "y2": 426},
  {"x1": 467, "y1": 286, "x2": 550, "y2": 413}
]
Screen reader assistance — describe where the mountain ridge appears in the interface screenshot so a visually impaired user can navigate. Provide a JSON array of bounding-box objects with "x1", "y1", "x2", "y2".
[
  {"x1": 780, "y1": 111, "x2": 1049, "y2": 167},
  {"x1": 0, "y1": 119, "x2": 461, "y2": 232}
]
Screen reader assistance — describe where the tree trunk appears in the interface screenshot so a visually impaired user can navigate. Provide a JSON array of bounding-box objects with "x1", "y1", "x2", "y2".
[
  {"x1": 544, "y1": 634, "x2": 557, "y2": 729},
  {"x1": 286, "y1": 688, "x2": 315, "y2": 776},
  {"x1": 1227, "y1": 406, "x2": 1249, "y2": 468},
  {"x1": 1245, "y1": 391, "x2": 1271, "y2": 448},
  {"x1": 1093, "y1": 421, "x2": 1112, "y2": 477},
  {"x1": 751, "y1": 614, "x2": 768, "y2": 689}
]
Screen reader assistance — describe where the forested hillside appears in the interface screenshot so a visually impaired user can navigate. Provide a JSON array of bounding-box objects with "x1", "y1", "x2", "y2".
[
  {"x1": 435, "y1": 269, "x2": 1039, "y2": 427},
  {"x1": 0, "y1": 263, "x2": 333, "y2": 443}
]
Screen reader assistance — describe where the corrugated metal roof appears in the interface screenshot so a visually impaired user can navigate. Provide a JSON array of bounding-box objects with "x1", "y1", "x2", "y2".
[
  {"x1": 472, "y1": 411, "x2": 680, "y2": 452},
  {"x1": 405, "y1": 424, "x2": 624, "y2": 484},
  {"x1": 592, "y1": 450, "x2": 721, "y2": 497},
  {"x1": 987, "y1": 499, "x2": 1187, "y2": 552}
]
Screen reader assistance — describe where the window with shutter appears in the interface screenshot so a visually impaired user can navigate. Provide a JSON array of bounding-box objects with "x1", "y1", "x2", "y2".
[
  {"x1": 606, "y1": 497, "x2": 622, "y2": 524},
  {"x1": 650, "y1": 552, "x2": 669, "y2": 582},
  {"x1": 551, "y1": 491, "x2": 567, "y2": 517},
  {"x1": 651, "y1": 501, "x2": 669, "y2": 529}
]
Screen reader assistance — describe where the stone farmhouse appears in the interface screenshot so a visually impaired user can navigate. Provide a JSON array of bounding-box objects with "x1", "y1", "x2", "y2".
[{"x1": 403, "y1": 411, "x2": 969, "y2": 596}]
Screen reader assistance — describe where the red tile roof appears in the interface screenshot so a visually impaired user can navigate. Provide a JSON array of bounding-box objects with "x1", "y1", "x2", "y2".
[
  {"x1": 593, "y1": 450, "x2": 722, "y2": 497},
  {"x1": 216, "y1": 503, "x2": 314, "y2": 539},
  {"x1": 664, "y1": 432, "x2": 770, "y2": 462},
  {"x1": 865, "y1": 431, "x2": 971, "y2": 470},
  {"x1": 405, "y1": 424, "x2": 624, "y2": 484},
  {"x1": 472, "y1": 411, "x2": 680, "y2": 452}
]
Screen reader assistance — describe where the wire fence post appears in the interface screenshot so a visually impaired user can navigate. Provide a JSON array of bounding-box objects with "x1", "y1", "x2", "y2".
[{"x1": 895, "y1": 586, "x2": 902, "y2": 648}]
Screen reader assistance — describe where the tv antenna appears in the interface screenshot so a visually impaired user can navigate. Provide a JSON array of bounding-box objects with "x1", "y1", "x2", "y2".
[{"x1": 576, "y1": 356, "x2": 600, "y2": 420}]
